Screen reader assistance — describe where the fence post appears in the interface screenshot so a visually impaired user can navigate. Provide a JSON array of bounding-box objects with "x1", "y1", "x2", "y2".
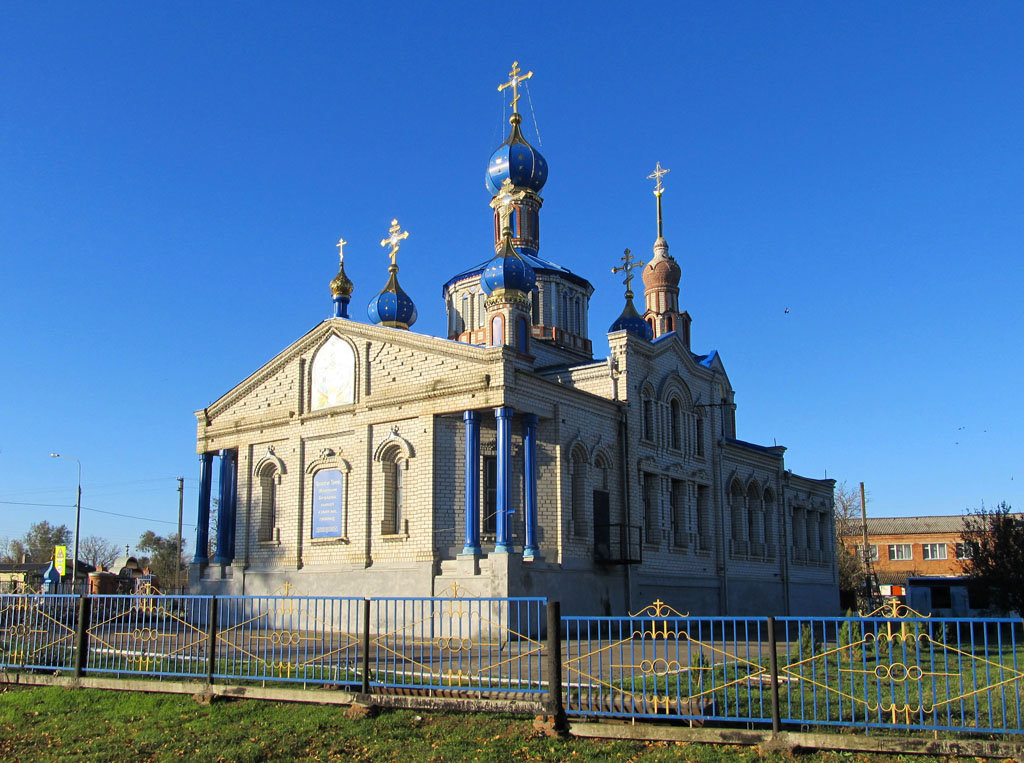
[
  {"x1": 73, "y1": 594, "x2": 91, "y2": 678},
  {"x1": 767, "y1": 616, "x2": 781, "y2": 734},
  {"x1": 206, "y1": 596, "x2": 218, "y2": 684},
  {"x1": 360, "y1": 598, "x2": 371, "y2": 695},
  {"x1": 546, "y1": 600, "x2": 565, "y2": 730}
]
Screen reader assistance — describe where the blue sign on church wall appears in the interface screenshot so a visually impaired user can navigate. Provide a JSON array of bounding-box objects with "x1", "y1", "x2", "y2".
[{"x1": 312, "y1": 469, "x2": 344, "y2": 538}]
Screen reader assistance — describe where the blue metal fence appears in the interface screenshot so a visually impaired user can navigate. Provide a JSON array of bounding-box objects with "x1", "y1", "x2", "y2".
[
  {"x1": 214, "y1": 596, "x2": 363, "y2": 684},
  {"x1": 776, "y1": 614, "x2": 1023, "y2": 734},
  {"x1": 563, "y1": 604, "x2": 772, "y2": 723},
  {"x1": 0, "y1": 593, "x2": 78, "y2": 671},
  {"x1": 370, "y1": 596, "x2": 546, "y2": 694},
  {"x1": 2, "y1": 593, "x2": 1021, "y2": 737}
]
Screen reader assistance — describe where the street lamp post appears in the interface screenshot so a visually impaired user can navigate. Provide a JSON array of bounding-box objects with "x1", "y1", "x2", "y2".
[{"x1": 49, "y1": 453, "x2": 82, "y2": 588}]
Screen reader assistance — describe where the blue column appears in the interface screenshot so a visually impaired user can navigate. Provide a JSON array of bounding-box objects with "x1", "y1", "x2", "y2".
[
  {"x1": 334, "y1": 295, "x2": 350, "y2": 319},
  {"x1": 214, "y1": 449, "x2": 236, "y2": 564},
  {"x1": 494, "y1": 406, "x2": 514, "y2": 553},
  {"x1": 522, "y1": 414, "x2": 539, "y2": 560},
  {"x1": 462, "y1": 411, "x2": 482, "y2": 555},
  {"x1": 193, "y1": 452, "x2": 214, "y2": 564},
  {"x1": 226, "y1": 449, "x2": 238, "y2": 559}
]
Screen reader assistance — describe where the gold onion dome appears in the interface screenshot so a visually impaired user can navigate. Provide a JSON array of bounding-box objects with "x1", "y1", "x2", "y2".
[{"x1": 330, "y1": 261, "x2": 354, "y2": 298}]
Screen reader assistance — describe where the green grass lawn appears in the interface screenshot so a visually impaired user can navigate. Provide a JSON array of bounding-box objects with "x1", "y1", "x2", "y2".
[{"x1": 0, "y1": 686, "x2": 987, "y2": 762}]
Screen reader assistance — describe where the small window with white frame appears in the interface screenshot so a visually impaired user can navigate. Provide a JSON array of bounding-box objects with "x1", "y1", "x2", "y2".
[
  {"x1": 854, "y1": 544, "x2": 879, "y2": 561},
  {"x1": 955, "y1": 542, "x2": 972, "y2": 560},
  {"x1": 888, "y1": 543, "x2": 912, "y2": 561},
  {"x1": 922, "y1": 542, "x2": 947, "y2": 561}
]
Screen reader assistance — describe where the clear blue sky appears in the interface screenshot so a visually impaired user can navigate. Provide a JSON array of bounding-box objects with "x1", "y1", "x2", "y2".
[{"x1": 2, "y1": 3, "x2": 1021, "y2": 556}]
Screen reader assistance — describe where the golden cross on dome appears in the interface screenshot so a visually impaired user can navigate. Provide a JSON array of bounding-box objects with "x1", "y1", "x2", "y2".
[
  {"x1": 335, "y1": 236, "x2": 347, "y2": 262},
  {"x1": 611, "y1": 247, "x2": 645, "y2": 297},
  {"x1": 380, "y1": 219, "x2": 409, "y2": 266},
  {"x1": 489, "y1": 177, "x2": 527, "y2": 234},
  {"x1": 498, "y1": 61, "x2": 533, "y2": 115},
  {"x1": 647, "y1": 161, "x2": 670, "y2": 196}
]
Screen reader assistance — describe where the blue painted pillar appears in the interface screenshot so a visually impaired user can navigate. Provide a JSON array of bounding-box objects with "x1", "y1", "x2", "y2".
[
  {"x1": 522, "y1": 413, "x2": 539, "y2": 560},
  {"x1": 193, "y1": 452, "x2": 214, "y2": 564},
  {"x1": 226, "y1": 449, "x2": 238, "y2": 559},
  {"x1": 333, "y1": 295, "x2": 350, "y2": 319},
  {"x1": 214, "y1": 449, "x2": 237, "y2": 564},
  {"x1": 462, "y1": 410, "x2": 482, "y2": 555},
  {"x1": 494, "y1": 406, "x2": 514, "y2": 553}
]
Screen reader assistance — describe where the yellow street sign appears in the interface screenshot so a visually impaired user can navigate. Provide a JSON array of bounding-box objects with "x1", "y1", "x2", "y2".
[{"x1": 54, "y1": 546, "x2": 67, "y2": 577}]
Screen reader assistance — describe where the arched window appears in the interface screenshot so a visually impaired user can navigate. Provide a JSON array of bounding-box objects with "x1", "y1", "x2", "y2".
[
  {"x1": 531, "y1": 288, "x2": 540, "y2": 324},
  {"x1": 477, "y1": 293, "x2": 485, "y2": 329},
  {"x1": 461, "y1": 294, "x2": 469, "y2": 333},
  {"x1": 257, "y1": 466, "x2": 278, "y2": 543},
  {"x1": 729, "y1": 480, "x2": 746, "y2": 555},
  {"x1": 666, "y1": 315, "x2": 674, "y2": 333},
  {"x1": 509, "y1": 208, "x2": 518, "y2": 237},
  {"x1": 669, "y1": 398, "x2": 681, "y2": 450},
  {"x1": 747, "y1": 482, "x2": 764, "y2": 556},
  {"x1": 517, "y1": 316, "x2": 529, "y2": 352},
  {"x1": 570, "y1": 447, "x2": 588, "y2": 537},
  {"x1": 490, "y1": 314, "x2": 504, "y2": 346},
  {"x1": 560, "y1": 291, "x2": 568, "y2": 331},
  {"x1": 647, "y1": 317, "x2": 655, "y2": 333},
  {"x1": 670, "y1": 479, "x2": 687, "y2": 548},
  {"x1": 574, "y1": 297, "x2": 581, "y2": 335},
  {"x1": 763, "y1": 488, "x2": 776, "y2": 556},
  {"x1": 379, "y1": 445, "x2": 406, "y2": 535},
  {"x1": 642, "y1": 390, "x2": 655, "y2": 442},
  {"x1": 694, "y1": 410, "x2": 705, "y2": 457}
]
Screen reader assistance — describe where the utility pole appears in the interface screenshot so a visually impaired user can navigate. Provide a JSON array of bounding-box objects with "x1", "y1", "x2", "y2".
[
  {"x1": 860, "y1": 481, "x2": 879, "y2": 610},
  {"x1": 176, "y1": 477, "x2": 184, "y2": 592}
]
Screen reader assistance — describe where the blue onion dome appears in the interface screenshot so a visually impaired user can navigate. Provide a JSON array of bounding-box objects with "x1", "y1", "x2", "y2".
[
  {"x1": 480, "y1": 235, "x2": 536, "y2": 296},
  {"x1": 609, "y1": 296, "x2": 653, "y2": 340},
  {"x1": 367, "y1": 266, "x2": 418, "y2": 329},
  {"x1": 485, "y1": 113, "x2": 548, "y2": 195}
]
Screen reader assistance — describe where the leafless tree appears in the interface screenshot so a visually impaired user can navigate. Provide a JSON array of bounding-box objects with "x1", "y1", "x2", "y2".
[{"x1": 79, "y1": 535, "x2": 119, "y2": 570}]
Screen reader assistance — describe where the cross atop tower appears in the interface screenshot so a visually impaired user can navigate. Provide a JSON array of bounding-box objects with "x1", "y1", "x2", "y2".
[
  {"x1": 380, "y1": 219, "x2": 409, "y2": 267},
  {"x1": 336, "y1": 236, "x2": 347, "y2": 263},
  {"x1": 497, "y1": 61, "x2": 533, "y2": 115},
  {"x1": 611, "y1": 247, "x2": 645, "y2": 298},
  {"x1": 647, "y1": 161, "x2": 670, "y2": 196}
]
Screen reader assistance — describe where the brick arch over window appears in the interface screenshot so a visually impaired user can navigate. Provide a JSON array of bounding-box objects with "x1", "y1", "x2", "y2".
[
  {"x1": 569, "y1": 442, "x2": 589, "y2": 537},
  {"x1": 253, "y1": 452, "x2": 285, "y2": 544},
  {"x1": 746, "y1": 479, "x2": 764, "y2": 554},
  {"x1": 374, "y1": 432, "x2": 414, "y2": 536},
  {"x1": 762, "y1": 487, "x2": 777, "y2": 556},
  {"x1": 729, "y1": 478, "x2": 746, "y2": 552}
]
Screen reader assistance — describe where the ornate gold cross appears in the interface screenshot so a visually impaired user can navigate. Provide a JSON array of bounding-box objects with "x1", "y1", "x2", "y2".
[
  {"x1": 380, "y1": 219, "x2": 409, "y2": 266},
  {"x1": 489, "y1": 177, "x2": 527, "y2": 234},
  {"x1": 611, "y1": 247, "x2": 645, "y2": 296},
  {"x1": 336, "y1": 236, "x2": 347, "y2": 262},
  {"x1": 498, "y1": 61, "x2": 533, "y2": 115},
  {"x1": 647, "y1": 161, "x2": 670, "y2": 196}
]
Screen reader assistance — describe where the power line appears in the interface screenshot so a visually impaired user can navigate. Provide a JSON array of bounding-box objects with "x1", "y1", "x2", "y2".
[{"x1": 0, "y1": 500, "x2": 184, "y2": 527}]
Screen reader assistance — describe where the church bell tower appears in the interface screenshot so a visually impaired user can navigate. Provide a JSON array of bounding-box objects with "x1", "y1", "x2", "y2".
[{"x1": 641, "y1": 162, "x2": 690, "y2": 347}]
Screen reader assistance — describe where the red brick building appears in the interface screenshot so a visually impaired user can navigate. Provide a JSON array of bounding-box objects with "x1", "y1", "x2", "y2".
[{"x1": 842, "y1": 515, "x2": 971, "y2": 586}]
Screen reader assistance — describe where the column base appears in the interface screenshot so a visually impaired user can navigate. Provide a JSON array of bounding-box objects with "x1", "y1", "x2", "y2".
[
  {"x1": 456, "y1": 553, "x2": 481, "y2": 576},
  {"x1": 493, "y1": 543, "x2": 513, "y2": 554},
  {"x1": 523, "y1": 547, "x2": 538, "y2": 561}
]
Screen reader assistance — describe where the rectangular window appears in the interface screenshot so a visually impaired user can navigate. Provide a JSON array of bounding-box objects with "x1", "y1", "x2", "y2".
[
  {"x1": 955, "y1": 542, "x2": 972, "y2": 560},
  {"x1": 670, "y1": 479, "x2": 687, "y2": 547},
  {"x1": 922, "y1": 543, "x2": 947, "y2": 561},
  {"x1": 854, "y1": 544, "x2": 879, "y2": 562},
  {"x1": 888, "y1": 544, "x2": 912, "y2": 561}
]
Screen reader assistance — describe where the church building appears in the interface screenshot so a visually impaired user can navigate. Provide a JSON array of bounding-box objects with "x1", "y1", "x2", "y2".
[{"x1": 190, "y1": 64, "x2": 838, "y2": 616}]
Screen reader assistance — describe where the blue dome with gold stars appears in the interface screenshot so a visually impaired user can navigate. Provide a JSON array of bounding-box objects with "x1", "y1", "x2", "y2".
[
  {"x1": 609, "y1": 298, "x2": 652, "y2": 340},
  {"x1": 481, "y1": 239, "x2": 536, "y2": 296},
  {"x1": 368, "y1": 269, "x2": 417, "y2": 329},
  {"x1": 486, "y1": 114, "x2": 548, "y2": 195}
]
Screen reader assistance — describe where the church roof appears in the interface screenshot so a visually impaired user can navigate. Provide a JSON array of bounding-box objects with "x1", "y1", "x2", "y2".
[{"x1": 442, "y1": 251, "x2": 592, "y2": 294}]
